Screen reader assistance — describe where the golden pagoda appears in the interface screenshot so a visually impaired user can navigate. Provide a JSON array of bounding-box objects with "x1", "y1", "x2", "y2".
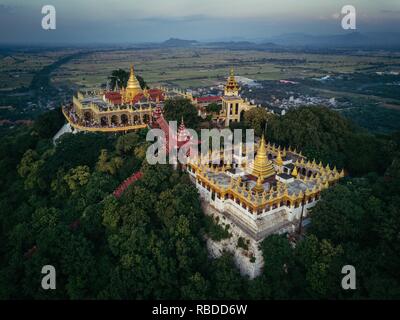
[
  {"x1": 122, "y1": 64, "x2": 143, "y2": 102},
  {"x1": 292, "y1": 166, "x2": 298, "y2": 178},
  {"x1": 251, "y1": 136, "x2": 276, "y2": 180}
]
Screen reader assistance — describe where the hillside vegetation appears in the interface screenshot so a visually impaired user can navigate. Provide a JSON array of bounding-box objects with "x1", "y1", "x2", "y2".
[{"x1": 0, "y1": 106, "x2": 399, "y2": 299}]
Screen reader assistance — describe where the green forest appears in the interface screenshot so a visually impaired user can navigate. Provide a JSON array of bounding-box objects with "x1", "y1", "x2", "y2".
[{"x1": 0, "y1": 105, "x2": 399, "y2": 299}]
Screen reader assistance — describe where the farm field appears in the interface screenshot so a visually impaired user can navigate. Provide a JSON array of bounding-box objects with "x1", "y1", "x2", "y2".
[
  {"x1": 50, "y1": 48, "x2": 400, "y2": 89},
  {"x1": 0, "y1": 49, "x2": 80, "y2": 91}
]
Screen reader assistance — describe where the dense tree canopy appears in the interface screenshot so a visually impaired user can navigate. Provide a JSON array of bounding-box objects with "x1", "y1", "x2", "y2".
[
  {"x1": 264, "y1": 106, "x2": 395, "y2": 176},
  {"x1": 244, "y1": 107, "x2": 274, "y2": 137},
  {"x1": 0, "y1": 106, "x2": 399, "y2": 299},
  {"x1": 33, "y1": 108, "x2": 65, "y2": 139},
  {"x1": 205, "y1": 103, "x2": 222, "y2": 114},
  {"x1": 163, "y1": 97, "x2": 200, "y2": 130}
]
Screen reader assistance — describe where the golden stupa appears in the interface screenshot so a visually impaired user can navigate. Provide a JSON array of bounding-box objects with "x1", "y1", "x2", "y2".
[
  {"x1": 122, "y1": 64, "x2": 143, "y2": 102},
  {"x1": 253, "y1": 174, "x2": 265, "y2": 193},
  {"x1": 251, "y1": 136, "x2": 276, "y2": 180}
]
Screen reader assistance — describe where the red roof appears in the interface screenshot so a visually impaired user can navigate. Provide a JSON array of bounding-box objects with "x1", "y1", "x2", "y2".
[
  {"x1": 196, "y1": 96, "x2": 221, "y2": 103},
  {"x1": 104, "y1": 91, "x2": 122, "y2": 104},
  {"x1": 131, "y1": 89, "x2": 165, "y2": 104},
  {"x1": 105, "y1": 91, "x2": 121, "y2": 99},
  {"x1": 104, "y1": 89, "x2": 165, "y2": 105}
]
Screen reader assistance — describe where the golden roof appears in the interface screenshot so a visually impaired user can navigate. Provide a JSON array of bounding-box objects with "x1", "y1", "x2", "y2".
[{"x1": 251, "y1": 136, "x2": 276, "y2": 180}]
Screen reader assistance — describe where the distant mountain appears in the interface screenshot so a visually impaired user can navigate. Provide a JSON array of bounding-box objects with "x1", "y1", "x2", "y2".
[
  {"x1": 203, "y1": 41, "x2": 279, "y2": 50},
  {"x1": 155, "y1": 33, "x2": 400, "y2": 50},
  {"x1": 266, "y1": 32, "x2": 400, "y2": 48},
  {"x1": 161, "y1": 38, "x2": 198, "y2": 47}
]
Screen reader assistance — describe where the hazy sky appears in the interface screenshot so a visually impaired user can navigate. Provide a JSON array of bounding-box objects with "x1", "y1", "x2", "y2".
[{"x1": 1, "y1": 0, "x2": 399, "y2": 44}]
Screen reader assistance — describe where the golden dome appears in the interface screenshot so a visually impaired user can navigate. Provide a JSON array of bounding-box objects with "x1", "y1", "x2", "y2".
[{"x1": 251, "y1": 136, "x2": 276, "y2": 180}]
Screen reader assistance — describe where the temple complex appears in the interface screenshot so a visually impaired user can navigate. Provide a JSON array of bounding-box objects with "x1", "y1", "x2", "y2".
[
  {"x1": 187, "y1": 136, "x2": 344, "y2": 240},
  {"x1": 59, "y1": 62, "x2": 344, "y2": 278},
  {"x1": 185, "y1": 135, "x2": 344, "y2": 277},
  {"x1": 62, "y1": 65, "x2": 257, "y2": 132},
  {"x1": 62, "y1": 64, "x2": 164, "y2": 133}
]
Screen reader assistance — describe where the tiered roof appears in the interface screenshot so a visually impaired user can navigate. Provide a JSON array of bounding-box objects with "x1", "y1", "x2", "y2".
[{"x1": 224, "y1": 67, "x2": 240, "y2": 94}]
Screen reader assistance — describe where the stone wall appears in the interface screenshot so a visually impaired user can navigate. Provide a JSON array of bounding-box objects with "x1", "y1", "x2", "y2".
[{"x1": 202, "y1": 202, "x2": 264, "y2": 279}]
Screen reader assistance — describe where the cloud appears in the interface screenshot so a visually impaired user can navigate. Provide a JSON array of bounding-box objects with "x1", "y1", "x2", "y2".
[
  {"x1": 381, "y1": 10, "x2": 400, "y2": 15},
  {"x1": 0, "y1": 4, "x2": 19, "y2": 15},
  {"x1": 135, "y1": 14, "x2": 210, "y2": 23}
]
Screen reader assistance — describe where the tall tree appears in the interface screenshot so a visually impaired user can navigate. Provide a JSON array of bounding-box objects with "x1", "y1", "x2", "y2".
[{"x1": 163, "y1": 98, "x2": 200, "y2": 130}]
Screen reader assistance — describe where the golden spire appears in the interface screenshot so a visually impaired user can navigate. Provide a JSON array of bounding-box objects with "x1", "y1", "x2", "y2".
[
  {"x1": 292, "y1": 166, "x2": 298, "y2": 178},
  {"x1": 253, "y1": 174, "x2": 264, "y2": 193},
  {"x1": 247, "y1": 191, "x2": 252, "y2": 201},
  {"x1": 276, "y1": 151, "x2": 283, "y2": 166},
  {"x1": 144, "y1": 87, "x2": 150, "y2": 99},
  {"x1": 127, "y1": 64, "x2": 141, "y2": 89},
  {"x1": 251, "y1": 136, "x2": 276, "y2": 180}
]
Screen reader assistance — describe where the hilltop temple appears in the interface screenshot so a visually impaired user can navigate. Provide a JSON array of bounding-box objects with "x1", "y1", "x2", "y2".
[
  {"x1": 185, "y1": 135, "x2": 344, "y2": 277},
  {"x1": 187, "y1": 137, "x2": 344, "y2": 240},
  {"x1": 59, "y1": 63, "x2": 344, "y2": 277},
  {"x1": 62, "y1": 65, "x2": 255, "y2": 132},
  {"x1": 62, "y1": 65, "x2": 164, "y2": 132}
]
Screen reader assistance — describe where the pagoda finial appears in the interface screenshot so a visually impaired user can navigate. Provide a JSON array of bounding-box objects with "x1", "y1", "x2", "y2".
[
  {"x1": 230, "y1": 67, "x2": 234, "y2": 77},
  {"x1": 259, "y1": 135, "x2": 266, "y2": 153}
]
